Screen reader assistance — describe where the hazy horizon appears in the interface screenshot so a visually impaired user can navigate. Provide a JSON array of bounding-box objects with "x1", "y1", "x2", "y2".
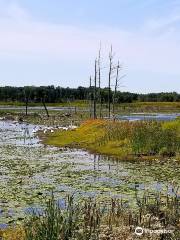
[{"x1": 0, "y1": 0, "x2": 180, "y2": 93}]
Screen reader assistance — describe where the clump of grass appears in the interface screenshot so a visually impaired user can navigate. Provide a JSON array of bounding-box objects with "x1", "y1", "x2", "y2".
[
  {"x1": 44, "y1": 119, "x2": 180, "y2": 160},
  {"x1": 100, "y1": 120, "x2": 180, "y2": 157},
  {"x1": 2, "y1": 189, "x2": 180, "y2": 239},
  {"x1": 25, "y1": 193, "x2": 81, "y2": 240},
  {"x1": 24, "y1": 190, "x2": 180, "y2": 240}
]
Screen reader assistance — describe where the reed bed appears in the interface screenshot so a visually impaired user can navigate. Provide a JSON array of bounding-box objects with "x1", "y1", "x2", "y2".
[
  {"x1": 98, "y1": 119, "x2": 180, "y2": 158},
  {"x1": 1, "y1": 189, "x2": 180, "y2": 239},
  {"x1": 45, "y1": 118, "x2": 180, "y2": 160},
  {"x1": 19, "y1": 189, "x2": 180, "y2": 240}
]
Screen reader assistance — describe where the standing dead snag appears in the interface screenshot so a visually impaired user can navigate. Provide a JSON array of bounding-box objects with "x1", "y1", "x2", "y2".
[
  {"x1": 108, "y1": 46, "x2": 114, "y2": 119},
  {"x1": 112, "y1": 61, "x2": 120, "y2": 115},
  {"x1": 89, "y1": 44, "x2": 124, "y2": 119},
  {"x1": 113, "y1": 61, "x2": 125, "y2": 115},
  {"x1": 25, "y1": 97, "x2": 28, "y2": 116},
  {"x1": 93, "y1": 59, "x2": 97, "y2": 119},
  {"x1": 42, "y1": 97, "x2": 49, "y2": 118},
  {"x1": 24, "y1": 87, "x2": 31, "y2": 116},
  {"x1": 89, "y1": 75, "x2": 93, "y2": 118},
  {"x1": 98, "y1": 44, "x2": 102, "y2": 118}
]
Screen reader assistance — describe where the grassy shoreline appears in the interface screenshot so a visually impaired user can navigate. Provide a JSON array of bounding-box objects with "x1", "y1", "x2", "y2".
[
  {"x1": 43, "y1": 119, "x2": 180, "y2": 161},
  {"x1": 0, "y1": 101, "x2": 179, "y2": 112}
]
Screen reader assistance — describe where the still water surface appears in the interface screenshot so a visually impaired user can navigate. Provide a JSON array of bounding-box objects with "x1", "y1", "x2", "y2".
[{"x1": 0, "y1": 120, "x2": 179, "y2": 227}]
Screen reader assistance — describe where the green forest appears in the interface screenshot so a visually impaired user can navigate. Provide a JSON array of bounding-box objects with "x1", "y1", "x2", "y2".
[{"x1": 0, "y1": 86, "x2": 179, "y2": 103}]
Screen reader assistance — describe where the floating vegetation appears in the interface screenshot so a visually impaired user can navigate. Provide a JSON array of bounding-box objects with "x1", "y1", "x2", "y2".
[
  {"x1": 0, "y1": 120, "x2": 180, "y2": 230},
  {"x1": 2, "y1": 190, "x2": 180, "y2": 240}
]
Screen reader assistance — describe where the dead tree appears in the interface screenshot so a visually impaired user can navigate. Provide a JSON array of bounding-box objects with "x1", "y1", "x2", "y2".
[
  {"x1": 89, "y1": 44, "x2": 124, "y2": 119},
  {"x1": 24, "y1": 87, "x2": 30, "y2": 116},
  {"x1": 108, "y1": 46, "x2": 114, "y2": 118},
  {"x1": 93, "y1": 59, "x2": 97, "y2": 119},
  {"x1": 89, "y1": 75, "x2": 93, "y2": 118},
  {"x1": 112, "y1": 61, "x2": 120, "y2": 115},
  {"x1": 112, "y1": 61, "x2": 126, "y2": 115},
  {"x1": 42, "y1": 97, "x2": 49, "y2": 118},
  {"x1": 98, "y1": 44, "x2": 102, "y2": 118},
  {"x1": 25, "y1": 97, "x2": 28, "y2": 116}
]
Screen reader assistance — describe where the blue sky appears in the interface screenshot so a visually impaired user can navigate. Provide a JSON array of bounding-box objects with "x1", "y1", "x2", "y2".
[{"x1": 0, "y1": 0, "x2": 179, "y2": 93}]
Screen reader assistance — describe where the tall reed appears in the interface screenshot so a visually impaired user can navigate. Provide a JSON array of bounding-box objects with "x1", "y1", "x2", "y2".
[{"x1": 24, "y1": 189, "x2": 180, "y2": 240}]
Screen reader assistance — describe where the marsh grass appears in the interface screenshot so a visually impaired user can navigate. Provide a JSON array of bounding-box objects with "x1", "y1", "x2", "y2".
[
  {"x1": 0, "y1": 101, "x2": 179, "y2": 112},
  {"x1": 45, "y1": 119, "x2": 180, "y2": 160},
  {"x1": 1, "y1": 189, "x2": 180, "y2": 239},
  {"x1": 101, "y1": 120, "x2": 180, "y2": 156},
  {"x1": 23, "y1": 190, "x2": 180, "y2": 240}
]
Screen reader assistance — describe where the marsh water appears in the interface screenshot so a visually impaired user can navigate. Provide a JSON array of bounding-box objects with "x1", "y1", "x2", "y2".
[
  {"x1": 0, "y1": 120, "x2": 180, "y2": 227},
  {"x1": 118, "y1": 113, "x2": 180, "y2": 121},
  {"x1": 0, "y1": 106, "x2": 76, "y2": 111},
  {"x1": 1, "y1": 105, "x2": 180, "y2": 121}
]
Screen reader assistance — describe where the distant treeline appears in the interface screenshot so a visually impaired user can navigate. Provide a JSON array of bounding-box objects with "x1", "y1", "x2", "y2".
[{"x1": 0, "y1": 86, "x2": 179, "y2": 103}]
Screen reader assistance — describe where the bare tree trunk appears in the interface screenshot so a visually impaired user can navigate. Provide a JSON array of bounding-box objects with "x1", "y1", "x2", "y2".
[
  {"x1": 108, "y1": 46, "x2": 113, "y2": 119},
  {"x1": 89, "y1": 76, "x2": 93, "y2": 118},
  {"x1": 98, "y1": 45, "x2": 102, "y2": 118},
  {"x1": 42, "y1": 97, "x2": 49, "y2": 117},
  {"x1": 67, "y1": 99, "x2": 72, "y2": 114},
  {"x1": 24, "y1": 88, "x2": 30, "y2": 116},
  {"x1": 113, "y1": 61, "x2": 120, "y2": 115},
  {"x1": 25, "y1": 97, "x2": 28, "y2": 116},
  {"x1": 93, "y1": 60, "x2": 97, "y2": 119}
]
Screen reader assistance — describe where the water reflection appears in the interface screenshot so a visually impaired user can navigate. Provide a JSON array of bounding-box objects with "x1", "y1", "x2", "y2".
[{"x1": 0, "y1": 121, "x2": 41, "y2": 146}]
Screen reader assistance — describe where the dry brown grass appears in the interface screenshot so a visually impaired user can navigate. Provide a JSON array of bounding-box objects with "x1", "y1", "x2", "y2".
[{"x1": 0, "y1": 227, "x2": 25, "y2": 240}]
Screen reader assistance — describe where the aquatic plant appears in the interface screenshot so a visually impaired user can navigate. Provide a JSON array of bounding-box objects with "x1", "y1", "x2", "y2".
[
  {"x1": 22, "y1": 190, "x2": 180, "y2": 240},
  {"x1": 45, "y1": 119, "x2": 180, "y2": 160},
  {"x1": 2, "y1": 188, "x2": 180, "y2": 239}
]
